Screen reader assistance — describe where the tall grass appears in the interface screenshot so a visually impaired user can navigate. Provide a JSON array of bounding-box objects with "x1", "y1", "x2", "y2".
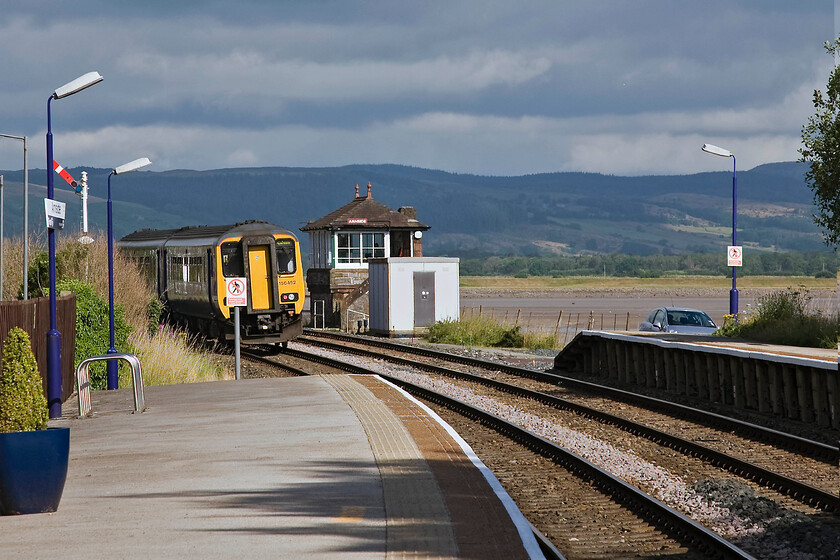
[
  {"x1": 717, "y1": 289, "x2": 840, "y2": 348},
  {"x1": 1, "y1": 234, "x2": 232, "y2": 386},
  {"x1": 426, "y1": 316, "x2": 557, "y2": 350},
  {"x1": 123, "y1": 327, "x2": 231, "y2": 386}
]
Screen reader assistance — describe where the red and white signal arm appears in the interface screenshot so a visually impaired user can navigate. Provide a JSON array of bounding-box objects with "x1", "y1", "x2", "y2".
[
  {"x1": 727, "y1": 246, "x2": 743, "y2": 267},
  {"x1": 225, "y1": 277, "x2": 248, "y2": 307}
]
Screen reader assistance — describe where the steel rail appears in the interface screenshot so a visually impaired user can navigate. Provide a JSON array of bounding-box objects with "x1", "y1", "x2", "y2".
[
  {"x1": 380, "y1": 374, "x2": 757, "y2": 560},
  {"x1": 295, "y1": 337, "x2": 840, "y2": 512},
  {"x1": 276, "y1": 344, "x2": 754, "y2": 560},
  {"x1": 240, "y1": 350, "x2": 310, "y2": 377},
  {"x1": 301, "y1": 329, "x2": 838, "y2": 463}
]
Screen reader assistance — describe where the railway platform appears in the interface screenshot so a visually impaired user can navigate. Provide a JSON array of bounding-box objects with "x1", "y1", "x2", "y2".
[{"x1": 2, "y1": 375, "x2": 544, "y2": 559}]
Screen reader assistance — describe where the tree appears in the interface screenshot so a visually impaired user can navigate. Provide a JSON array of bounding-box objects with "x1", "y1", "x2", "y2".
[{"x1": 800, "y1": 39, "x2": 840, "y2": 247}]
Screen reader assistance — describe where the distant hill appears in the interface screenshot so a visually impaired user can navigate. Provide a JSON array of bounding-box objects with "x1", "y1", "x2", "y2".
[{"x1": 0, "y1": 161, "x2": 826, "y2": 259}]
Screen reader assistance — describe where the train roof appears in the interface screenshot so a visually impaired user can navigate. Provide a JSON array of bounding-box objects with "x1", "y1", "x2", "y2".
[{"x1": 119, "y1": 221, "x2": 296, "y2": 246}]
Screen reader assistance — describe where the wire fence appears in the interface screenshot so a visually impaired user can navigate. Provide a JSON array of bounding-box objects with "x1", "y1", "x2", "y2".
[{"x1": 460, "y1": 305, "x2": 641, "y2": 347}]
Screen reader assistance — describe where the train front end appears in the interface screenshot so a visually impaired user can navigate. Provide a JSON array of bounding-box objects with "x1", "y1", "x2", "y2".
[{"x1": 215, "y1": 225, "x2": 306, "y2": 344}]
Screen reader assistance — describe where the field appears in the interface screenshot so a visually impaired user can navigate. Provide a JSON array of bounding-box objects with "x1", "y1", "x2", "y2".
[
  {"x1": 460, "y1": 275, "x2": 838, "y2": 290},
  {"x1": 459, "y1": 276, "x2": 839, "y2": 343}
]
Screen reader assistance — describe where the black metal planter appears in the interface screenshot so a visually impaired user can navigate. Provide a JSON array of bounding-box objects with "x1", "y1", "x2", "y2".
[{"x1": 0, "y1": 426, "x2": 70, "y2": 515}]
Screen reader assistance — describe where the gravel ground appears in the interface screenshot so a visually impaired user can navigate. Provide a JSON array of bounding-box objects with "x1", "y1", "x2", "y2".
[{"x1": 294, "y1": 341, "x2": 840, "y2": 560}]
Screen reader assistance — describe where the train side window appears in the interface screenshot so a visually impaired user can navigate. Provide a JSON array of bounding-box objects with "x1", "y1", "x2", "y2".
[
  {"x1": 221, "y1": 242, "x2": 244, "y2": 277},
  {"x1": 168, "y1": 255, "x2": 186, "y2": 295},
  {"x1": 188, "y1": 256, "x2": 205, "y2": 284},
  {"x1": 129, "y1": 249, "x2": 157, "y2": 288},
  {"x1": 276, "y1": 238, "x2": 296, "y2": 275}
]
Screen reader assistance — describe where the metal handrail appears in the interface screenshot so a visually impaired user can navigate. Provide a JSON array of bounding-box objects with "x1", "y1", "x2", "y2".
[{"x1": 75, "y1": 353, "x2": 145, "y2": 416}]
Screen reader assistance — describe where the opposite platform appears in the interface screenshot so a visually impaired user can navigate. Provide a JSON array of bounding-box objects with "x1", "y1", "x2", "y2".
[{"x1": 1, "y1": 375, "x2": 542, "y2": 559}]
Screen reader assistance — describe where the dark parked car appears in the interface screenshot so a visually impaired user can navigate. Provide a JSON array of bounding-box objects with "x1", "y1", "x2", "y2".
[{"x1": 639, "y1": 307, "x2": 719, "y2": 335}]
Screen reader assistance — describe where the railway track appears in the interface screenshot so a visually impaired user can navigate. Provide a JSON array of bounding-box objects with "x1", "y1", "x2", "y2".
[
  {"x1": 302, "y1": 330, "x2": 837, "y2": 456},
  {"x1": 241, "y1": 345, "x2": 764, "y2": 559},
  {"x1": 298, "y1": 330, "x2": 840, "y2": 512}
]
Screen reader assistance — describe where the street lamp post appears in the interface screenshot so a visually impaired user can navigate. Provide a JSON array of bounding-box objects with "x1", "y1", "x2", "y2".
[
  {"x1": 0, "y1": 133, "x2": 28, "y2": 300},
  {"x1": 106, "y1": 157, "x2": 151, "y2": 390},
  {"x1": 701, "y1": 143, "x2": 738, "y2": 318},
  {"x1": 45, "y1": 71, "x2": 103, "y2": 418}
]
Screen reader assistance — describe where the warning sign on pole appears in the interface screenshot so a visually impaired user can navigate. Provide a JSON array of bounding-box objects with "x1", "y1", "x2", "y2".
[
  {"x1": 727, "y1": 246, "x2": 743, "y2": 267},
  {"x1": 225, "y1": 277, "x2": 248, "y2": 307},
  {"x1": 44, "y1": 198, "x2": 66, "y2": 230}
]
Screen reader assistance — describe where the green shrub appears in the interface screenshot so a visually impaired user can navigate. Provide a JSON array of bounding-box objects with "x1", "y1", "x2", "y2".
[
  {"x1": 0, "y1": 328, "x2": 48, "y2": 432},
  {"x1": 58, "y1": 279, "x2": 131, "y2": 390},
  {"x1": 21, "y1": 244, "x2": 96, "y2": 299},
  {"x1": 717, "y1": 289, "x2": 840, "y2": 348},
  {"x1": 146, "y1": 296, "x2": 164, "y2": 335},
  {"x1": 523, "y1": 330, "x2": 557, "y2": 350},
  {"x1": 426, "y1": 317, "x2": 555, "y2": 349},
  {"x1": 497, "y1": 325, "x2": 525, "y2": 347},
  {"x1": 427, "y1": 317, "x2": 506, "y2": 347},
  {"x1": 20, "y1": 250, "x2": 49, "y2": 299}
]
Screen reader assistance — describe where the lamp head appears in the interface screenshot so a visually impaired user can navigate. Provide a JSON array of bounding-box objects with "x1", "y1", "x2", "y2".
[
  {"x1": 701, "y1": 143, "x2": 733, "y2": 158},
  {"x1": 53, "y1": 72, "x2": 104, "y2": 99},
  {"x1": 114, "y1": 157, "x2": 152, "y2": 175}
]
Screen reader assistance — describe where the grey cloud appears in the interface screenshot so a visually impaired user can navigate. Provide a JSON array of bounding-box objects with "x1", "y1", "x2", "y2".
[{"x1": 0, "y1": 1, "x2": 834, "y2": 176}]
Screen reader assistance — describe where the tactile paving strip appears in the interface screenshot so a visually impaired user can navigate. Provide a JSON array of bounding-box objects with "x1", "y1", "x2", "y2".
[{"x1": 323, "y1": 374, "x2": 460, "y2": 560}]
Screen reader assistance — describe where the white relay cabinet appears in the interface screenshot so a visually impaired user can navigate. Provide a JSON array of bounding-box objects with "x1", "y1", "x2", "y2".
[{"x1": 368, "y1": 257, "x2": 460, "y2": 336}]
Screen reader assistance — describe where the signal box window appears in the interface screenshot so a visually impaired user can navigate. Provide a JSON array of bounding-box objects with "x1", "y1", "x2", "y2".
[
  {"x1": 337, "y1": 232, "x2": 384, "y2": 264},
  {"x1": 221, "y1": 242, "x2": 244, "y2": 277},
  {"x1": 276, "y1": 238, "x2": 297, "y2": 274}
]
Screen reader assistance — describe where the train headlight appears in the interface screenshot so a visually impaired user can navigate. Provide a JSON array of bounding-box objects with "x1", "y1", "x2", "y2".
[{"x1": 281, "y1": 293, "x2": 297, "y2": 302}]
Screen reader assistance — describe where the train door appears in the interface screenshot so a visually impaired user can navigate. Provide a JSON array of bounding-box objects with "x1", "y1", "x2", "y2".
[
  {"x1": 248, "y1": 245, "x2": 273, "y2": 310},
  {"x1": 206, "y1": 248, "x2": 215, "y2": 307}
]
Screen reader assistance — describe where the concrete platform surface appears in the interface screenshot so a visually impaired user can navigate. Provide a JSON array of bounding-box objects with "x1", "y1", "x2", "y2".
[{"x1": 1, "y1": 375, "x2": 542, "y2": 559}]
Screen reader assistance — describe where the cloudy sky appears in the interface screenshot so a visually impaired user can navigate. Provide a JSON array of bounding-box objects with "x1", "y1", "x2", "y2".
[{"x1": 0, "y1": 1, "x2": 834, "y2": 176}]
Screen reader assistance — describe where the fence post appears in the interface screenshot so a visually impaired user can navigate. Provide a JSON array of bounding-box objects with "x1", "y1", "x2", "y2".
[
  {"x1": 625, "y1": 312, "x2": 630, "y2": 330},
  {"x1": 562, "y1": 312, "x2": 573, "y2": 347},
  {"x1": 553, "y1": 312, "x2": 563, "y2": 344}
]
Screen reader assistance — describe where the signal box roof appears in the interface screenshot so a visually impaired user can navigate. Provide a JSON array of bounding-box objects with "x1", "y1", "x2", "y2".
[{"x1": 300, "y1": 183, "x2": 429, "y2": 232}]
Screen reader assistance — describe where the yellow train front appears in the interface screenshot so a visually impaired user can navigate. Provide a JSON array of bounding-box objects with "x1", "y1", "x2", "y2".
[{"x1": 120, "y1": 221, "x2": 306, "y2": 345}]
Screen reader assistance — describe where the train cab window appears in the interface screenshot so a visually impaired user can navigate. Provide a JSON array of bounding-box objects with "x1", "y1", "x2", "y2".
[
  {"x1": 275, "y1": 238, "x2": 296, "y2": 274},
  {"x1": 221, "y1": 242, "x2": 244, "y2": 277}
]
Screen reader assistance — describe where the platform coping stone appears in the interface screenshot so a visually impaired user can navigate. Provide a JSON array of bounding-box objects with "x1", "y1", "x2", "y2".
[{"x1": 322, "y1": 374, "x2": 460, "y2": 560}]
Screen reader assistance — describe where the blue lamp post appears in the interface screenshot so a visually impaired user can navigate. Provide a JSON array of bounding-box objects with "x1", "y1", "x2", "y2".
[
  {"x1": 45, "y1": 72, "x2": 103, "y2": 418},
  {"x1": 702, "y1": 143, "x2": 738, "y2": 318},
  {"x1": 106, "y1": 157, "x2": 151, "y2": 390}
]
